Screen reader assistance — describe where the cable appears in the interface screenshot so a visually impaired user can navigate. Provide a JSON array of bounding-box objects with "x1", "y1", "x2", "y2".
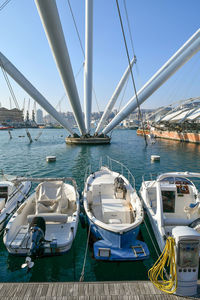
[
  {"x1": 0, "y1": 0, "x2": 11, "y2": 12},
  {"x1": 148, "y1": 236, "x2": 177, "y2": 294},
  {"x1": 67, "y1": 0, "x2": 85, "y2": 58},
  {"x1": 79, "y1": 223, "x2": 91, "y2": 282},
  {"x1": 118, "y1": 74, "x2": 130, "y2": 112},
  {"x1": 116, "y1": 0, "x2": 148, "y2": 146},
  {"x1": 0, "y1": 59, "x2": 20, "y2": 109},
  {"x1": 92, "y1": 87, "x2": 100, "y2": 114},
  {"x1": 123, "y1": 0, "x2": 135, "y2": 56}
]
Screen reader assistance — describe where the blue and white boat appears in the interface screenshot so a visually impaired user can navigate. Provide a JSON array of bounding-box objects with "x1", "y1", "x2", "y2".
[{"x1": 83, "y1": 157, "x2": 149, "y2": 261}]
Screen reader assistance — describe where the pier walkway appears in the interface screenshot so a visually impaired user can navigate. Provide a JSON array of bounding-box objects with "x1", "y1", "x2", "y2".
[{"x1": 0, "y1": 281, "x2": 200, "y2": 299}]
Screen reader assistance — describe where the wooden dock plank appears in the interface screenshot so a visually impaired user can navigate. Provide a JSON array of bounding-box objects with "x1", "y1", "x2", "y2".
[{"x1": 0, "y1": 281, "x2": 199, "y2": 299}]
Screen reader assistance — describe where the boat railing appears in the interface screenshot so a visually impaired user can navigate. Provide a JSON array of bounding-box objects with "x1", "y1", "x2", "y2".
[
  {"x1": 12, "y1": 177, "x2": 78, "y2": 192},
  {"x1": 142, "y1": 173, "x2": 158, "y2": 187},
  {"x1": 84, "y1": 165, "x2": 91, "y2": 184},
  {"x1": 100, "y1": 156, "x2": 136, "y2": 189}
]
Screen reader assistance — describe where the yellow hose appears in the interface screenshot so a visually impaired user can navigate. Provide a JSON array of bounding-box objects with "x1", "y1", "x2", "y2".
[{"x1": 148, "y1": 236, "x2": 177, "y2": 294}]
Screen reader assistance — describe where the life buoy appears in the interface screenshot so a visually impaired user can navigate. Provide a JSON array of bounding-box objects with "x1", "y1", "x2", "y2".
[{"x1": 177, "y1": 184, "x2": 189, "y2": 194}]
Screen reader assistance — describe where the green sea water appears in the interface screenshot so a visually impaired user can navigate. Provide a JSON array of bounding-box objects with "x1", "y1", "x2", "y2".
[{"x1": 0, "y1": 128, "x2": 200, "y2": 282}]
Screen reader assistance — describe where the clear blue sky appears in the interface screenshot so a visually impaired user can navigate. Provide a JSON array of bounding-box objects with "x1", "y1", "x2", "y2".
[{"x1": 0, "y1": 0, "x2": 200, "y2": 114}]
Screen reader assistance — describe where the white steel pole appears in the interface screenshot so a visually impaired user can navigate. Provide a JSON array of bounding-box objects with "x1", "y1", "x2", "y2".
[
  {"x1": 0, "y1": 51, "x2": 74, "y2": 134},
  {"x1": 102, "y1": 29, "x2": 200, "y2": 135},
  {"x1": 95, "y1": 57, "x2": 136, "y2": 134},
  {"x1": 84, "y1": 0, "x2": 93, "y2": 133},
  {"x1": 35, "y1": 0, "x2": 86, "y2": 136}
]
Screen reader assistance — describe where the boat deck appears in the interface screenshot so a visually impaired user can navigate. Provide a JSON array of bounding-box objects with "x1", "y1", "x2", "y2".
[
  {"x1": 0, "y1": 280, "x2": 199, "y2": 299},
  {"x1": 10, "y1": 223, "x2": 72, "y2": 249}
]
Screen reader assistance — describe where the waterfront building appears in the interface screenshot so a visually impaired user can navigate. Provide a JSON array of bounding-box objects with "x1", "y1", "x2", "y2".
[
  {"x1": 0, "y1": 107, "x2": 23, "y2": 124},
  {"x1": 36, "y1": 109, "x2": 44, "y2": 124}
]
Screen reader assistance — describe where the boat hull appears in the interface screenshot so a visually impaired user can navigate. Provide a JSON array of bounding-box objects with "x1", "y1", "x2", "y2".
[
  {"x1": 152, "y1": 129, "x2": 200, "y2": 144},
  {"x1": 88, "y1": 217, "x2": 149, "y2": 261}
]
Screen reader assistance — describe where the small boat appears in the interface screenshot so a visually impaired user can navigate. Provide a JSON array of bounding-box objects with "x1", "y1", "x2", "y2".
[
  {"x1": 140, "y1": 172, "x2": 200, "y2": 252},
  {"x1": 83, "y1": 157, "x2": 149, "y2": 261},
  {"x1": 0, "y1": 125, "x2": 13, "y2": 130},
  {"x1": 0, "y1": 173, "x2": 31, "y2": 234},
  {"x1": 4, "y1": 177, "x2": 79, "y2": 261}
]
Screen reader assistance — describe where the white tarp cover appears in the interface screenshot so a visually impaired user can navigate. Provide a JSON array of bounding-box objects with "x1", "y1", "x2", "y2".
[
  {"x1": 186, "y1": 107, "x2": 200, "y2": 120},
  {"x1": 170, "y1": 108, "x2": 194, "y2": 122},
  {"x1": 161, "y1": 108, "x2": 188, "y2": 121}
]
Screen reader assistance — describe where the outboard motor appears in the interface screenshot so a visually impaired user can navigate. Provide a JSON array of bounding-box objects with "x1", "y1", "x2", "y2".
[
  {"x1": 29, "y1": 216, "x2": 46, "y2": 257},
  {"x1": 114, "y1": 176, "x2": 127, "y2": 199},
  {"x1": 21, "y1": 217, "x2": 46, "y2": 270}
]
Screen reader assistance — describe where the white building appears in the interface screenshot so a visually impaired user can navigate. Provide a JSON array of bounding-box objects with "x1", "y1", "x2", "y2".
[{"x1": 36, "y1": 109, "x2": 44, "y2": 124}]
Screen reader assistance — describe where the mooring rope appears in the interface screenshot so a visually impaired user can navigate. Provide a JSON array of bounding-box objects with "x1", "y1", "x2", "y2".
[{"x1": 79, "y1": 223, "x2": 91, "y2": 282}]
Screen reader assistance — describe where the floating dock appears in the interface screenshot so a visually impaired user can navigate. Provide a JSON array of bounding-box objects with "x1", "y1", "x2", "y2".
[
  {"x1": 0, "y1": 280, "x2": 199, "y2": 299},
  {"x1": 66, "y1": 135, "x2": 111, "y2": 145}
]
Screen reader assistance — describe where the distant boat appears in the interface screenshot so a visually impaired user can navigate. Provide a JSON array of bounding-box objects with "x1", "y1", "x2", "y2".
[
  {"x1": 0, "y1": 125, "x2": 13, "y2": 130},
  {"x1": 0, "y1": 173, "x2": 31, "y2": 234},
  {"x1": 4, "y1": 178, "x2": 79, "y2": 261},
  {"x1": 83, "y1": 157, "x2": 149, "y2": 261}
]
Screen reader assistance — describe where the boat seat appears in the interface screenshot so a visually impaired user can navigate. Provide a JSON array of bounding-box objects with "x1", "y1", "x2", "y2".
[
  {"x1": 164, "y1": 217, "x2": 196, "y2": 226},
  {"x1": 27, "y1": 213, "x2": 68, "y2": 223},
  {"x1": 108, "y1": 218, "x2": 122, "y2": 224},
  {"x1": 92, "y1": 184, "x2": 114, "y2": 198},
  {"x1": 35, "y1": 181, "x2": 66, "y2": 214}
]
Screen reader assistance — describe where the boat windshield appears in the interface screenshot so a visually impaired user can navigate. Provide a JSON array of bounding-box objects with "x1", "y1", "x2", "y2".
[{"x1": 160, "y1": 176, "x2": 192, "y2": 185}]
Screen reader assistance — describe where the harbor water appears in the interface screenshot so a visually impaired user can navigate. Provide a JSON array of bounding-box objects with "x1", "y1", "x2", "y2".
[{"x1": 0, "y1": 128, "x2": 200, "y2": 282}]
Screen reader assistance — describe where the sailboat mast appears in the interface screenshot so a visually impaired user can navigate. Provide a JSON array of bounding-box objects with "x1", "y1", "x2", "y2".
[{"x1": 84, "y1": 0, "x2": 93, "y2": 133}]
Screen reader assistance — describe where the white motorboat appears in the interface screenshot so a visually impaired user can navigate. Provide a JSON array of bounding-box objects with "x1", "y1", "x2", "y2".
[
  {"x1": 4, "y1": 177, "x2": 79, "y2": 259},
  {"x1": 83, "y1": 157, "x2": 149, "y2": 261},
  {"x1": 140, "y1": 172, "x2": 200, "y2": 252},
  {"x1": 0, "y1": 173, "x2": 31, "y2": 234}
]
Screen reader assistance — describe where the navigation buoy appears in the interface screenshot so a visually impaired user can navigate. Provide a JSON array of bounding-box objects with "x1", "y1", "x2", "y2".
[
  {"x1": 151, "y1": 155, "x2": 160, "y2": 162},
  {"x1": 46, "y1": 156, "x2": 56, "y2": 162}
]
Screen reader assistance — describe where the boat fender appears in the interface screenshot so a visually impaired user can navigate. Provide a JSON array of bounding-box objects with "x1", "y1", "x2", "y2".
[
  {"x1": 29, "y1": 216, "x2": 46, "y2": 257},
  {"x1": 79, "y1": 212, "x2": 86, "y2": 228}
]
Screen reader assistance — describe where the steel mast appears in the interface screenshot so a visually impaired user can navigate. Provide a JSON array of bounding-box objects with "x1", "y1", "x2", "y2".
[
  {"x1": 102, "y1": 29, "x2": 200, "y2": 135},
  {"x1": 35, "y1": 0, "x2": 86, "y2": 136},
  {"x1": 84, "y1": 0, "x2": 93, "y2": 133}
]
